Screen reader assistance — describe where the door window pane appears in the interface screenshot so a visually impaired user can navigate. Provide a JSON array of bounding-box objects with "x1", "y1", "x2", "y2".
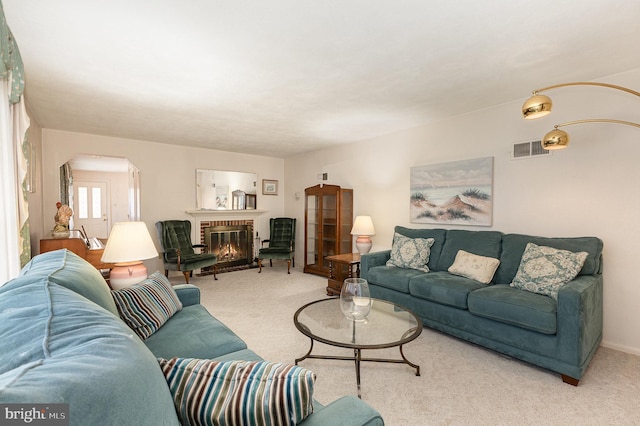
[
  {"x1": 92, "y1": 187, "x2": 102, "y2": 219},
  {"x1": 78, "y1": 187, "x2": 88, "y2": 219}
]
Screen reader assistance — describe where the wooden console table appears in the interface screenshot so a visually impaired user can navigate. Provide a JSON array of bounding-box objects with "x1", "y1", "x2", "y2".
[
  {"x1": 40, "y1": 232, "x2": 114, "y2": 271},
  {"x1": 325, "y1": 252, "x2": 361, "y2": 296}
]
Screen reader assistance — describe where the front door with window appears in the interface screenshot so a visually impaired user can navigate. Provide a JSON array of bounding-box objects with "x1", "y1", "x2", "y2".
[{"x1": 74, "y1": 180, "x2": 109, "y2": 238}]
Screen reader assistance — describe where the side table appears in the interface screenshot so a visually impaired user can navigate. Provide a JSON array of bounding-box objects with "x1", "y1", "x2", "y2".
[{"x1": 325, "y1": 253, "x2": 361, "y2": 296}]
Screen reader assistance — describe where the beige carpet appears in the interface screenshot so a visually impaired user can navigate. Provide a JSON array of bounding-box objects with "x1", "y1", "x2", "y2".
[{"x1": 174, "y1": 265, "x2": 640, "y2": 425}]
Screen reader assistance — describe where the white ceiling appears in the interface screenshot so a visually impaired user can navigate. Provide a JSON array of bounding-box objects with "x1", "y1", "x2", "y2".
[{"x1": 4, "y1": 1, "x2": 640, "y2": 158}]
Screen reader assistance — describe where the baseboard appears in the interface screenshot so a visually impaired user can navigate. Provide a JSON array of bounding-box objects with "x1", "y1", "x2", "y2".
[{"x1": 600, "y1": 340, "x2": 640, "y2": 356}]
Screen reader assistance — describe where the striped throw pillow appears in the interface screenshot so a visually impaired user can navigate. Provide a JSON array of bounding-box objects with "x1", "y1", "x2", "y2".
[
  {"x1": 158, "y1": 358, "x2": 316, "y2": 426},
  {"x1": 111, "y1": 272, "x2": 182, "y2": 339}
]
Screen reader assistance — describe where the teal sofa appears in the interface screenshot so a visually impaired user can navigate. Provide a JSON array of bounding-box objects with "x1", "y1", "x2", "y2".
[
  {"x1": 361, "y1": 227, "x2": 603, "y2": 385},
  {"x1": 0, "y1": 249, "x2": 384, "y2": 426}
]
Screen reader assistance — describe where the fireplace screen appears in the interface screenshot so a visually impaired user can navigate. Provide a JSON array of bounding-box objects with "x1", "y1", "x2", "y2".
[{"x1": 204, "y1": 224, "x2": 253, "y2": 269}]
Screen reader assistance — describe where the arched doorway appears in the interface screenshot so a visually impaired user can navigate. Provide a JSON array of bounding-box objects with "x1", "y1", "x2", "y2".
[{"x1": 60, "y1": 154, "x2": 140, "y2": 238}]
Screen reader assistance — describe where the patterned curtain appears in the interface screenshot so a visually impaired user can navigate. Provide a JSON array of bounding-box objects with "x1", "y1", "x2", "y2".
[
  {"x1": 59, "y1": 162, "x2": 73, "y2": 206},
  {"x1": 0, "y1": 0, "x2": 30, "y2": 280}
]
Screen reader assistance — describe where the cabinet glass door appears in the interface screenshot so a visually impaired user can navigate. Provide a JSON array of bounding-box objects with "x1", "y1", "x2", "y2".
[
  {"x1": 339, "y1": 190, "x2": 353, "y2": 254},
  {"x1": 306, "y1": 193, "x2": 319, "y2": 267},
  {"x1": 321, "y1": 193, "x2": 337, "y2": 267}
]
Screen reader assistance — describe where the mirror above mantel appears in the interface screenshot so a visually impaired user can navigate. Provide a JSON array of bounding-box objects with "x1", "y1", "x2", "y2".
[{"x1": 196, "y1": 169, "x2": 257, "y2": 210}]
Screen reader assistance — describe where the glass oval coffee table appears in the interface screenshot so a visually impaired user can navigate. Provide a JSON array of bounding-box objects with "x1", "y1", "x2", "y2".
[{"x1": 294, "y1": 297, "x2": 423, "y2": 398}]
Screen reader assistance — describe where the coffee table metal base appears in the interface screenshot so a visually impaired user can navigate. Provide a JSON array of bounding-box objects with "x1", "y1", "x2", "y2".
[{"x1": 295, "y1": 338, "x2": 420, "y2": 399}]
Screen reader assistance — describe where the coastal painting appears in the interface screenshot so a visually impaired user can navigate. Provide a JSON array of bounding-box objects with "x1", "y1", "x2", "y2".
[{"x1": 410, "y1": 157, "x2": 493, "y2": 226}]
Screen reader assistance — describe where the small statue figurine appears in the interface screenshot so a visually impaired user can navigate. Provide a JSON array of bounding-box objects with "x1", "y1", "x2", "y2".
[{"x1": 52, "y1": 201, "x2": 73, "y2": 238}]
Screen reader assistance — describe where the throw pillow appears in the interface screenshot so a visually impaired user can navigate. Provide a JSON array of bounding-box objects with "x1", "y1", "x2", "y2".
[
  {"x1": 111, "y1": 271, "x2": 182, "y2": 340},
  {"x1": 386, "y1": 233, "x2": 435, "y2": 272},
  {"x1": 510, "y1": 243, "x2": 588, "y2": 300},
  {"x1": 158, "y1": 358, "x2": 316, "y2": 426},
  {"x1": 448, "y1": 250, "x2": 500, "y2": 284}
]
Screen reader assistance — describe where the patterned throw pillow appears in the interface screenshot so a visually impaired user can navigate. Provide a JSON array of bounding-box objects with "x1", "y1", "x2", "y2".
[
  {"x1": 111, "y1": 272, "x2": 182, "y2": 340},
  {"x1": 448, "y1": 250, "x2": 500, "y2": 284},
  {"x1": 386, "y1": 233, "x2": 435, "y2": 272},
  {"x1": 158, "y1": 358, "x2": 316, "y2": 426},
  {"x1": 510, "y1": 243, "x2": 588, "y2": 300}
]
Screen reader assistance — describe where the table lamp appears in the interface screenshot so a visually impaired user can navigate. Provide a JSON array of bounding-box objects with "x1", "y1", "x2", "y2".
[
  {"x1": 351, "y1": 216, "x2": 376, "y2": 254},
  {"x1": 101, "y1": 221, "x2": 158, "y2": 289}
]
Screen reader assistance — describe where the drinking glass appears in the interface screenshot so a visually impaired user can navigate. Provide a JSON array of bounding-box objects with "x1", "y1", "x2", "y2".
[{"x1": 340, "y1": 278, "x2": 372, "y2": 321}]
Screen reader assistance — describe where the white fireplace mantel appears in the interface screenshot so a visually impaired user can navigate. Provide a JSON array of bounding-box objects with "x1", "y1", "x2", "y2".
[{"x1": 186, "y1": 209, "x2": 267, "y2": 220}]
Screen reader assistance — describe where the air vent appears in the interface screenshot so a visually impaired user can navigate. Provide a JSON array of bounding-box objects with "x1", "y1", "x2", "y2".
[{"x1": 512, "y1": 141, "x2": 550, "y2": 159}]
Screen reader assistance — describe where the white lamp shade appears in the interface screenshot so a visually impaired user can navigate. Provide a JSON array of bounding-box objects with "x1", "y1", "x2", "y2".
[
  {"x1": 351, "y1": 216, "x2": 376, "y2": 236},
  {"x1": 101, "y1": 221, "x2": 158, "y2": 264}
]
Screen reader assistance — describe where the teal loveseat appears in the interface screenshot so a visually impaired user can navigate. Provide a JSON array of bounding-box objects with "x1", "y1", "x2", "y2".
[
  {"x1": 0, "y1": 249, "x2": 383, "y2": 425},
  {"x1": 361, "y1": 227, "x2": 603, "y2": 385}
]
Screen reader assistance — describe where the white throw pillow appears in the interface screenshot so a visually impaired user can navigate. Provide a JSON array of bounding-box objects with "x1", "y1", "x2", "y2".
[
  {"x1": 386, "y1": 232, "x2": 435, "y2": 272},
  {"x1": 448, "y1": 250, "x2": 500, "y2": 284}
]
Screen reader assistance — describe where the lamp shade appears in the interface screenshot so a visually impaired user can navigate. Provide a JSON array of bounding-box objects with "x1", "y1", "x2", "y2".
[
  {"x1": 522, "y1": 94, "x2": 552, "y2": 119},
  {"x1": 351, "y1": 216, "x2": 375, "y2": 236},
  {"x1": 101, "y1": 221, "x2": 158, "y2": 264},
  {"x1": 542, "y1": 129, "x2": 570, "y2": 150}
]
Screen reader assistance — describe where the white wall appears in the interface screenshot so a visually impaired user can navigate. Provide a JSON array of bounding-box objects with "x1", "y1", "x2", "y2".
[
  {"x1": 285, "y1": 68, "x2": 640, "y2": 355},
  {"x1": 40, "y1": 130, "x2": 285, "y2": 273},
  {"x1": 26, "y1": 108, "x2": 43, "y2": 258}
]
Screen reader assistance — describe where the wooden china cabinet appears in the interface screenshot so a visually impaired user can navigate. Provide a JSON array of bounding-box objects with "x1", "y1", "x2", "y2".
[{"x1": 303, "y1": 184, "x2": 353, "y2": 278}]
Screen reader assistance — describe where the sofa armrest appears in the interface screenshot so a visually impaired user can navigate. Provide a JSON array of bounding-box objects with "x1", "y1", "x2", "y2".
[
  {"x1": 300, "y1": 396, "x2": 384, "y2": 426},
  {"x1": 557, "y1": 274, "x2": 603, "y2": 369},
  {"x1": 173, "y1": 284, "x2": 201, "y2": 306},
  {"x1": 360, "y1": 250, "x2": 391, "y2": 281}
]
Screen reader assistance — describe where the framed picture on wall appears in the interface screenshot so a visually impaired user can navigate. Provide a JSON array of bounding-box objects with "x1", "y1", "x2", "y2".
[
  {"x1": 262, "y1": 179, "x2": 278, "y2": 195},
  {"x1": 410, "y1": 156, "x2": 494, "y2": 226}
]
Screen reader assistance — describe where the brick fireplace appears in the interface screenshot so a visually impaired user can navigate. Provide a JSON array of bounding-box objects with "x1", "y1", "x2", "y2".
[{"x1": 187, "y1": 209, "x2": 266, "y2": 273}]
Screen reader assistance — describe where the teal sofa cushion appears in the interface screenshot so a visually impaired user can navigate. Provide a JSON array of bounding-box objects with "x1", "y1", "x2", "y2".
[
  {"x1": 437, "y1": 230, "x2": 503, "y2": 272},
  {"x1": 299, "y1": 396, "x2": 384, "y2": 426},
  {"x1": 495, "y1": 234, "x2": 603, "y2": 284},
  {"x1": 0, "y1": 276, "x2": 180, "y2": 425},
  {"x1": 143, "y1": 304, "x2": 248, "y2": 359},
  {"x1": 214, "y1": 348, "x2": 264, "y2": 362},
  {"x1": 394, "y1": 226, "x2": 447, "y2": 271},
  {"x1": 468, "y1": 284, "x2": 557, "y2": 334},
  {"x1": 409, "y1": 272, "x2": 484, "y2": 309},
  {"x1": 366, "y1": 265, "x2": 425, "y2": 293},
  {"x1": 19, "y1": 248, "x2": 118, "y2": 315}
]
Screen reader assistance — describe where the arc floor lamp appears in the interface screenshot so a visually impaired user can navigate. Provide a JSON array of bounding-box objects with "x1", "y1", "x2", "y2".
[{"x1": 521, "y1": 82, "x2": 640, "y2": 150}]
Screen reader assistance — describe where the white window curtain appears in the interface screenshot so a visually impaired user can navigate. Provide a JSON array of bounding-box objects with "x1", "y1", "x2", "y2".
[{"x1": 0, "y1": 2, "x2": 30, "y2": 283}]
